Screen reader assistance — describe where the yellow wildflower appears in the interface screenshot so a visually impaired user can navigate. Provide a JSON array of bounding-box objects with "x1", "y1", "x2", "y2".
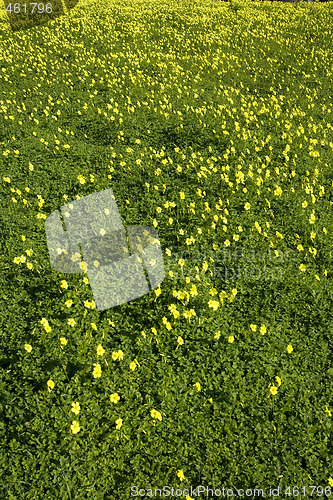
[
  {"x1": 151, "y1": 409, "x2": 162, "y2": 421},
  {"x1": 92, "y1": 363, "x2": 102, "y2": 378},
  {"x1": 96, "y1": 345, "x2": 105, "y2": 356},
  {"x1": 71, "y1": 402, "x2": 80, "y2": 415},
  {"x1": 47, "y1": 380, "x2": 55, "y2": 391},
  {"x1": 110, "y1": 393, "x2": 120, "y2": 403},
  {"x1": 177, "y1": 470, "x2": 185, "y2": 481},
  {"x1": 70, "y1": 421, "x2": 81, "y2": 434}
]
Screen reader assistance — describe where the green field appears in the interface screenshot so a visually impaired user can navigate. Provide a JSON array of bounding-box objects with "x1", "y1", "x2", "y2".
[{"x1": 1, "y1": 0, "x2": 333, "y2": 497}]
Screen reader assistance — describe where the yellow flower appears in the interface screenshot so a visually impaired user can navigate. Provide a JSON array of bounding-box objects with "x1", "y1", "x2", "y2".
[
  {"x1": 80, "y1": 261, "x2": 87, "y2": 272},
  {"x1": 65, "y1": 300, "x2": 73, "y2": 308},
  {"x1": 115, "y1": 418, "x2": 123, "y2": 429},
  {"x1": 208, "y1": 300, "x2": 219, "y2": 311},
  {"x1": 244, "y1": 202, "x2": 251, "y2": 210},
  {"x1": 60, "y1": 337, "x2": 67, "y2": 347},
  {"x1": 24, "y1": 344, "x2": 32, "y2": 353},
  {"x1": 276, "y1": 376, "x2": 282, "y2": 387},
  {"x1": 260, "y1": 325, "x2": 267, "y2": 335},
  {"x1": 177, "y1": 336, "x2": 184, "y2": 346},
  {"x1": 228, "y1": 335, "x2": 234, "y2": 343},
  {"x1": 91, "y1": 323, "x2": 97, "y2": 331},
  {"x1": 214, "y1": 331, "x2": 221, "y2": 340},
  {"x1": 183, "y1": 310, "x2": 192, "y2": 320},
  {"x1": 270, "y1": 386, "x2": 278, "y2": 395},
  {"x1": 47, "y1": 379, "x2": 55, "y2": 391},
  {"x1": 112, "y1": 351, "x2": 119, "y2": 360},
  {"x1": 110, "y1": 393, "x2": 120, "y2": 403},
  {"x1": 70, "y1": 421, "x2": 81, "y2": 434},
  {"x1": 250, "y1": 324, "x2": 257, "y2": 333},
  {"x1": 117, "y1": 350, "x2": 124, "y2": 360},
  {"x1": 151, "y1": 409, "x2": 162, "y2": 421},
  {"x1": 177, "y1": 470, "x2": 185, "y2": 482},
  {"x1": 165, "y1": 321, "x2": 172, "y2": 330},
  {"x1": 92, "y1": 363, "x2": 102, "y2": 378},
  {"x1": 287, "y1": 344, "x2": 293, "y2": 353},
  {"x1": 299, "y1": 264, "x2": 306, "y2": 272},
  {"x1": 325, "y1": 406, "x2": 332, "y2": 417},
  {"x1": 71, "y1": 402, "x2": 80, "y2": 415},
  {"x1": 68, "y1": 318, "x2": 76, "y2": 327},
  {"x1": 96, "y1": 345, "x2": 105, "y2": 356},
  {"x1": 130, "y1": 359, "x2": 139, "y2": 371},
  {"x1": 41, "y1": 317, "x2": 51, "y2": 331},
  {"x1": 195, "y1": 382, "x2": 201, "y2": 392},
  {"x1": 328, "y1": 477, "x2": 333, "y2": 487},
  {"x1": 77, "y1": 175, "x2": 86, "y2": 184},
  {"x1": 60, "y1": 280, "x2": 68, "y2": 289}
]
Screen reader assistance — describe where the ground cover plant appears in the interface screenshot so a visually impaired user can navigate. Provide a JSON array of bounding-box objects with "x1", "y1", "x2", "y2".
[{"x1": 0, "y1": 0, "x2": 333, "y2": 497}]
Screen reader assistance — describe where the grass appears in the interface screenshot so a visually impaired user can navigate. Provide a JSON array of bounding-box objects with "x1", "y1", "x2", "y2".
[{"x1": 0, "y1": 0, "x2": 333, "y2": 498}]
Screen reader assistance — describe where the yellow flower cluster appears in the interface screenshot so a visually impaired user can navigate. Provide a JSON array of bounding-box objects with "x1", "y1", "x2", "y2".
[{"x1": 41, "y1": 318, "x2": 51, "y2": 333}]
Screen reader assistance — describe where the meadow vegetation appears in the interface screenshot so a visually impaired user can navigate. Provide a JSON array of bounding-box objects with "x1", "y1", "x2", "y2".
[{"x1": 0, "y1": 0, "x2": 333, "y2": 497}]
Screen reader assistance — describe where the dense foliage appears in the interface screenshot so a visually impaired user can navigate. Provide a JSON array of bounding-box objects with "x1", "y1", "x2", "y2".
[{"x1": 0, "y1": 0, "x2": 333, "y2": 498}]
